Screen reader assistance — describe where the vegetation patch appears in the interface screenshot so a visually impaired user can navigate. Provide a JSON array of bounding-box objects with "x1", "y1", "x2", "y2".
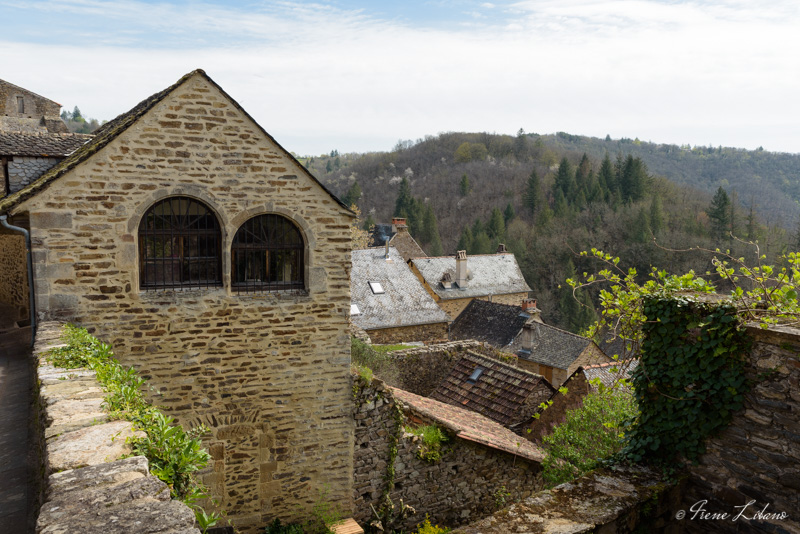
[
  {"x1": 47, "y1": 324, "x2": 222, "y2": 532},
  {"x1": 406, "y1": 424, "x2": 449, "y2": 463}
]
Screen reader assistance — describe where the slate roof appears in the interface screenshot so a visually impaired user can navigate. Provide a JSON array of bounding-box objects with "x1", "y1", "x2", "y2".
[
  {"x1": 0, "y1": 132, "x2": 93, "y2": 157},
  {"x1": 351, "y1": 247, "x2": 450, "y2": 331},
  {"x1": 515, "y1": 323, "x2": 594, "y2": 370},
  {"x1": 449, "y1": 299, "x2": 530, "y2": 348},
  {"x1": 431, "y1": 350, "x2": 554, "y2": 426},
  {"x1": 0, "y1": 69, "x2": 352, "y2": 215},
  {"x1": 411, "y1": 253, "x2": 530, "y2": 300},
  {"x1": 391, "y1": 387, "x2": 545, "y2": 463},
  {"x1": 582, "y1": 359, "x2": 639, "y2": 390}
]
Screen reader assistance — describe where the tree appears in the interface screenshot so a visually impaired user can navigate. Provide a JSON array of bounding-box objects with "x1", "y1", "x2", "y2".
[
  {"x1": 341, "y1": 181, "x2": 362, "y2": 207},
  {"x1": 394, "y1": 177, "x2": 413, "y2": 219},
  {"x1": 649, "y1": 194, "x2": 665, "y2": 235},
  {"x1": 598, "y1": 153, "x2": 616, "y2": 201},
  {"x1": 619, "y1": 155, "x2": 648, "y2": 203},
  {"x1": 460, "y1": 174, "x2": 471, "y2": 197},
  {"x1": 633, "y1": 207, "x2": 651, "y2": 243},
  {"x1": 707, "y1": 186, "x2": 732, "y2": 241},
  {"x1": 525, "y1": 169, "x2": 541, "y2": 214},
  {"x1": 487, "y1": 208, "x2": 506, "y2": 239},
  {"x1": 503, "y1": 203, "x2": 515, "y2": 224},
  {"x1": 457, "y1": 226, "x2": 473, "y2": 253},
  {"x1": 553, "y1": 157, "x2": 575, "y2": 201},
  {"x1": 471, "y1": 232, "x2": 492, "y2": 254}
]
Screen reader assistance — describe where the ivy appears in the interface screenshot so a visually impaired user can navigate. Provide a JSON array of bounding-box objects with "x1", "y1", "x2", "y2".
[{"x1": 619, "y1": 298, "x2": 751, "y2": 466}]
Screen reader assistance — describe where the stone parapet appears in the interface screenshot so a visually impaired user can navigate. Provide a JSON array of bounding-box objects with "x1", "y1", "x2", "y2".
[{"x1": 32, "y1": 321, "x2": 200, "y2": 534}]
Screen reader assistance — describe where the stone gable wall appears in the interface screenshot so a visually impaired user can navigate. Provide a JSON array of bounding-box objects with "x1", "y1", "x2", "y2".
[
  {"x1": 15, "y1": 74, "x2": 354, "y2": 532},
  {"x1": 0, "y1": 233, "x2": 29, "y2": 323},
  {"x1": 518, "y1": 372, "x2": 592, "y2": 443},
  {"x1": 353, "y1": 377, "x2": 542, "y2": 532}
]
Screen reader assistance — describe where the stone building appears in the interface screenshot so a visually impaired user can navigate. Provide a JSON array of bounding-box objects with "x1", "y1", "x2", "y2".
[
  {"x1": 0, "y1": 78, "x2": 69, "y2": 134},
  {"x1": 410, "y1": 248, "x2": 531, "y2": 318},
  {"x1": 368, "y1": 217, "x2": 425, "y2": 262},
  {"x1": 350, "y1": 246, "x2": 450, "y2": 343},
  {"x1": 0, "y1": 69, "x2": 355, "y2": 531}
]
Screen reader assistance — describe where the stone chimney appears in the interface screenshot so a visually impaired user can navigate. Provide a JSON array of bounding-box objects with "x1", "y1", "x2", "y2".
[
  {"x1": 496, "y1": 243, "x2": 507, "y2": 253},
  {"x1": 440, "y1": 272, "x2": 453, "y2": 289},
  {"x1": 521, "y1": 322, "x2": 535, "y2": 353},
  {"x1": 392, "y1": 217, "x2": 407, "y2": 233},
  {"x1": 455, "y1": 250, "x2": 468, "y2": 289},
  {"x1": 522, "y1": 298, "x2": 543, "y2": 323}
]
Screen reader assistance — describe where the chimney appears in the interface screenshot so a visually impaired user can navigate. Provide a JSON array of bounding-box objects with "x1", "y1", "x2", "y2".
[
  {"x1": 440, "y1": 272, "x2": 453, "y2": 289},
  {"x1": 496, "y1": 243, "x2": 507, "y2": 253},
  {"x1": 455, "y1": 250, "x2": 468, "y2": 289},
  {"x1": 384, "y1": 238, "x2": 390, "y2": 260},
  {"x1": 392, "y1": 217, "x2": 407, "y2": 233},
  {"x1": 522, "y1": 298, "x2": 543, "y2": 323},
  {"x1": 521, "y1": 322, "x2": 534, "y2": 353}
]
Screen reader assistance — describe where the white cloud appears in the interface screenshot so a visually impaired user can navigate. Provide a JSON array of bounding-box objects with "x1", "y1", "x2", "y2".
[{"x1": 1, "y1": 0, "x2": 798, "y2": 155}]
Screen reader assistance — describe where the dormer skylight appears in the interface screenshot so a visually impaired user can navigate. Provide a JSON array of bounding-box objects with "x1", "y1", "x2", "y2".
[
  {"x1": 369, "y1": 281, "x2": 385, "y2": 294},
  {"x1": 467, "y1": 366, "x2": 484, "y2": 383}
]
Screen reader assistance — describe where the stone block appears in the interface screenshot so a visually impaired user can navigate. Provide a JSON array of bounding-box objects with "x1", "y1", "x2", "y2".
[
  {"x1": 47, "y1": 420, "x2": 146, "y2": 473},
  {"x1": 31, "y1": 211, "x2": 73, "y2": 229}
]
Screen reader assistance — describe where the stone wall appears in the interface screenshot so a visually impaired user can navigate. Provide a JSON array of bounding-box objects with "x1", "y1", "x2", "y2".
[
  {"x1": 384, "y1": 340, "x2": 514, "y2": 395},
  {"x1": 8, "y1": 156, "x2": 60, "y2": 193},
  {"x1": 353, "y1": 377, "x2": 542, "y2": 532},
  {"x1": 32, "y1": 321, "x2": 200, "y2": 534},
  {"x1": 366, "y1": 321, "x2": 448, "y2": 344},
  {"x1": 0, "y1": 232, "x2": 29, "y2": 323},
  {"x1": 0, "y1": 79, "x2": 65, "y2": 134},
  {"x1": 678, "y1": 324, "x2": 800, "y2": 534},
  {"x1": 452, "y1": 465, "x2": 682, "y2": 534},
  {"x1": 14, "y1": 72, "x2": 354, "y2": 531}
]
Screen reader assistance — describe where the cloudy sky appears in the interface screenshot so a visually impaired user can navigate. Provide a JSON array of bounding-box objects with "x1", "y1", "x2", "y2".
[{"x1": 2, "y1": 0, "x2": 798, "y2": 156}]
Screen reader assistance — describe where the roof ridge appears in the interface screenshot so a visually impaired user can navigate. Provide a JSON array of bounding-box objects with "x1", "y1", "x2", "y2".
[
  {"x1": 583, "y1": 358, "x2": 637, "y2": 370},
  {"x1": 463, "y1": 349, "x2": 545, "y2": 380},
  {"x1": 534, "y1": 322, "x2": 591, "y2": 342},
  {"x1": 0, "y1": 78, "x2": 62, "y2": 107}
]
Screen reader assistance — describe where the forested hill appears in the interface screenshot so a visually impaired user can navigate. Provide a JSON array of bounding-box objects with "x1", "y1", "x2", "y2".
[{"x1": 307, "y1": 132, "x2": 795, "y2": 331}]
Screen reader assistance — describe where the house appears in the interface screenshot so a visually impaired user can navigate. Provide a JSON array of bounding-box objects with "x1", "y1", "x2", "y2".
[
  {"x1": 430, "y1": 350, "x2": 554, "y2": 426},
  {"x1": 350, "y1": 246, "x2": 450, "y2": 343},
  {"x1": 448, "y1": 298, "x2": 536, "y2": 349},
  {"x1": 1, "y1": 79, "x2": 92, "y2": 323},
  {"x1": 368, "y1": 217, "x2": 425, "y2": 262},
  {"x1": 410, "y1": 248, "x2": 531, "y2": 318},
  {"x1": 0, "y1": 70, "x2": 354, "y2": 531},
  {"x1": 513, "y1": 320, "x2": 611, "y2": 387}
]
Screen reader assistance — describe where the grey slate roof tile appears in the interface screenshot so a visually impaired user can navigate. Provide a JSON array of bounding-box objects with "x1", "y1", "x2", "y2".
[
  {"x1": 411, "y1": 253, "x2": 530, "y2": 300},
  {"x1": 351, "y1": 247, "x2": 450, "y2": 331},
  {"x1": 0, "y1": 132, "x2": 92, "y2": 157},
  {"x1": 449, "y1": 299, "x2": 529, "y2": 348},
  {"x1": 514, "y1": 323, "x2": 594, "y2": 370}
]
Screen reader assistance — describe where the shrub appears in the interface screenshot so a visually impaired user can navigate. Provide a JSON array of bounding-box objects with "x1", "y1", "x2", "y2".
[
  {"x1": 541, "y1": 385, "x2": 637, "y2": 487},
  {"x1": 351, "y1": 337, "x2": 400, "y2": 384},
  {"x1": 407, "y1": 424, "x2": 449, "y2": 462}
]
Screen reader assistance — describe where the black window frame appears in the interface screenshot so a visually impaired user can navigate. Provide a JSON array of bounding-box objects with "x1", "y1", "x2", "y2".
[
  {"x1": 231, "y1": 214, "x2": 305, "y2": 294},
  {"x1": 138, "y1": 196, "x2": 222, "y2": 290}
]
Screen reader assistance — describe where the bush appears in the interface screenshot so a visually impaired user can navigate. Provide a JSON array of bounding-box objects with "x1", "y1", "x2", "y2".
[
  {"x1": 407, "y1": 424, "x2": 449, "y2": 462},
  {"x1": 541, "y1": 385, "x2": 637, "y2": 487},
  {"x1": 350, "y1": 337, "x2": 400, "y2": 385}
]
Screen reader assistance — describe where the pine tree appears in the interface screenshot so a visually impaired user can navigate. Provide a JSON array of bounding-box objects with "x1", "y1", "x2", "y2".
[
  {"x1": 633, "y1": 207, "x2": 651, "y2": 243},
  {"x1": 746, "y1": 203, "x2": 758, "y2": 241},
  {"x1": 487, "y1": 208, "x2": 506, "y2": 239},
  {"x1": 525, "y1": 169, "x2": 540, "y2": 214},
  {"x1": 457, "y1": 226, "x2": 473, "y2": 253},
  {"x1": 471, "y1": 232, "x2": 492, "y2": 254},
  {"x1": 503, "y1": 203, "x2": 515, "y2": 224},
  {"x1": 395, "y1": 177, "x2": 413, "y2": 218},
  {"x1": 650, "y1": 194, "x2": 665, "y2": 235},
  {"x1": 460, "y1": 174, "x2": 471, "y2": 197},
  {"x1": 707, "y1": 186, "x2": 732, "y2": 241},
  {"x1": 619, "y1": 155, "x2": 648, "y2": 203},
  {"x1": 598, "y1": 153, "x2": 616, "y2": 200},
  {"x1": 342, "y1": 181, "x2": 361, "y2": 207},
  {"x1": 553, "y1": 157, "x2": 575, "y2": 201}
]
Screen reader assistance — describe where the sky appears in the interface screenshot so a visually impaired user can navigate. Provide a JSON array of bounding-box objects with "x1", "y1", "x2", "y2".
[{"x1": 2, "y1": 0, "x2": 799, "y2": 156}]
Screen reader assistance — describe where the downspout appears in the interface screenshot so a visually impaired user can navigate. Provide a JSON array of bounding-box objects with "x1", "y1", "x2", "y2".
[{"x1": 0, "y1": 215, "x2": 36, "y2": 346}]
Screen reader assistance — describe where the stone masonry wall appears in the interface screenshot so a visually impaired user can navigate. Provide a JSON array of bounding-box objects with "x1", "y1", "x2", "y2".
[
  {"x1": 353, "y1": 377, "x2": 542, "y2": 532},
  {"x1": 367, "y1": 321, "x2": 448, "y2": 345},
  {"x1": 518, "y1": 372, "x2": 591, "y2": 443},
  {"x1": 385, "y1": 340, "x2": 515, "y2": 395},
  {"x1": 678, "y1": 324, "x2": 800, "y2": 534},
  {"x1": 8, "y1": 156, "x2": 60, "y2": 193},
  {"x1": 14, "y1": 73, "x2": 354, "y2": 532},
  {"x1": 0, "y1": 233, "x2": 29, "y2": 322},
  {"x1": 32, "y1": 321, "x2": 200, "y2": 534}
]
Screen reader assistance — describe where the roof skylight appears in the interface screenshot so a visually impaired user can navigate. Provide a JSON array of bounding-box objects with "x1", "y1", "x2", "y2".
[{"x1": 369, "y1": 281, "x2": 385, "y2": 294}]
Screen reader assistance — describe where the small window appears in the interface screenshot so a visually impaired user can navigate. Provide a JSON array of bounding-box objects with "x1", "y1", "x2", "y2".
[
  {"x1": 16, "y1": 96, "x2": 24, "y2": 113},
  {"x1": 369, "y1": 281, "x2": 385, "y2": 294},
  {"x1": 350, "y1": 304, "x2": 361, "y2": 316},
  {"x1": 232, "y1": 214, "x2": 304, "y2": 293},
  {"x1": 467, "y1": 367, "x2": 484, "y2": 383},
  {"x1": 139, "y1": 197, "x2": 222, "y2": 290}
]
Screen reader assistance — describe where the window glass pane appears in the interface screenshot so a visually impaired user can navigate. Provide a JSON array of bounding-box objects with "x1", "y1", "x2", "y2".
[{"x1": 232, "y1": 214, "x2": 304, "y2": 293}]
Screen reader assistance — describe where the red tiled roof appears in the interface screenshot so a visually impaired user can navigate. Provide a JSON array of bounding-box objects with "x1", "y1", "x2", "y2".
[{"x1": 391, "y1": 387, "x2": 545, "y2": 463}]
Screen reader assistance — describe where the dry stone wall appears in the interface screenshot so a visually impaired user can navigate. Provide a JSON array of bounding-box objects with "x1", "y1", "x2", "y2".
[
  {"x1": 15, "y1": 73, "x2": 354, "y2": 531},
  {"x1": 0, "y1": 232, "x2": 29, "y2": 323},
  {"x1": 32, "y1": 321, "x2": 200, "y2": 534},
  {"x1": 678, "y1": 324, "x2": 800, "y2": 534},
  {"x1": 353, "y1": 377, "x2": 542, "y2": 532}
]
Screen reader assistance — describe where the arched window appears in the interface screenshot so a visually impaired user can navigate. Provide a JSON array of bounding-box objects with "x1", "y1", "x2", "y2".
[
  {"x1": 138, "y1": 197, "x2": 222, "y2": 290},
  {"x1": 232, "y1": 214, "x2": 305, "y2": 293}
]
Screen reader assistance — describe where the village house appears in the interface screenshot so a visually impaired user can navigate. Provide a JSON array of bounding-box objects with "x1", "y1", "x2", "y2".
[
  {"x1": 0, "y1": 70, "x2": 355, "y2": 531},
  {"x1": 410, "y1": 247, "x2": 531, "y2": 318},
  {"x1": 350, "y1": 246, "x2": 450, "y2": 343},
  {"x1": 368, "y1": 217, "x2": 425, "y2": 262},
  {"x1": 430, "y1": 350, "x2": 554, "y2": 427}
]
